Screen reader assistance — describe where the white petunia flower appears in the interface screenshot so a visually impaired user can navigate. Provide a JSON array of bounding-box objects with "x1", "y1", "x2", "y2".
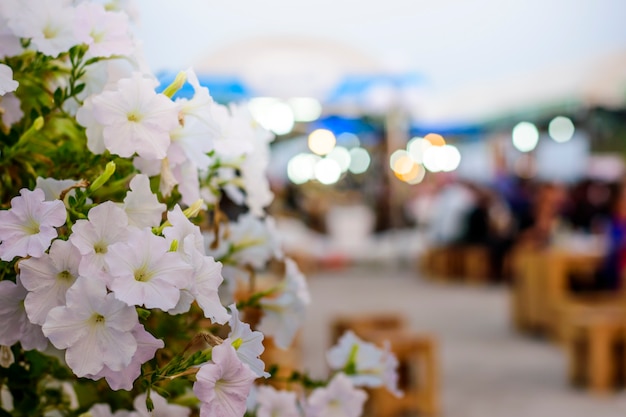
[
  {"x1": 88, "y1": 403, "x2": 133, "y2": 417},
  {"x1": 305, "y1": 373, "x2": 367, "y2": 417},
  {"x1": 74, "y1": 2, "x2": 134, "y2": 58},
  {"x1": 85, "y1": 324, "x2": 163, "y2": 391},
  {"x1": 106, "y1": 228, "x2": 193, "y2": 310},
  {"x1": 90, "y1": 72, "x2": 180, "y2": 160},
  {"x1": 224, "y1": 303, "x2": 268, "y2": 378},
  {"x1": 0, "y1": 16, "x2": 22, "y2": 59},
  {"x1": 0, "y1": 93, "x2": 23, "y2": 127},
  {"x1": 133, "y1": 391, "x2": 190, "y2": 417},
  {"x1": 0, "y1": 64, "x2": 18, "y2": 96},
  {"x1": 162, "y1": 205, "x2": 204, "y2": 254},
  {"x1": 35, "y1": 177, "x2": 83, "y2": 202},
  {"x1": 193, "y1": 343, "x2": 257, "y2": 417},
  {"x1": 0, "y1": 188, "x2": 66, "y2": 261},
  {"x1": 42, "y1": 276, "x2": 139, "y2": 377},
  {"x1": 0, "y1": 277, "x2": 48, "y2": 351},
  {"x1": 258, "y1": 258, "x2": 310, "y2": 349},
  {"x1": 168, "y1": 239, "x2": 229, "y2": 323},
  {"x1": 326, "y1": 330, "x2": 402, "y2": 397},
  {"x1": 69, "y1": 201, "x2": 129, "y2": 279},
  {"x1": 122, "y1": 174, "x2": 166, "y2": 228},
  {"x1": 7, "y1": 0, "x2": 78, "y2": 57},
  {"x1": 207, "y1": 213, "x2": 282, "y2": 268},
  {"x1": 76, "y1": 96, "x2": 106, "y2": 154},
  {"x1": 20, "y1": 239, "x2": 81, "y2": 325},
  {"x1": 256, "y1": 385, "x2": 301, "y2": 417}
]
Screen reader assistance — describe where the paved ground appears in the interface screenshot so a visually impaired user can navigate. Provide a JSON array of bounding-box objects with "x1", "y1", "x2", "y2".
[{"x1": 298, "y1": 264, "x2": 626, "y2": 417}]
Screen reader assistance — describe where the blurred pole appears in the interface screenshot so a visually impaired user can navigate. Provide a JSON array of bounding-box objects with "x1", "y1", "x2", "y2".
[{"x1": 383, "y1": 108, "x2": 410, "y2": 230}]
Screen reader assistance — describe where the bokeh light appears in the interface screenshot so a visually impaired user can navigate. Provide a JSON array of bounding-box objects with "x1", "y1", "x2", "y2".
[
  {"x1": 348, "y1": 147, "x2": 371, "y2": 174},
  {"x1": 440, "y1": 145, "x2": 462, "y2": 172},
  {"x1": 389, "y1": 149, "x2": 409, "y2": 171},
  {"x1": 337, "y1": 132, "x2": 361, "y2": 148},
  {"x1": 512, "y1": 121, "x2": 539, "y2": 152},
  {"x1": 308, "y1": 129, "x2": 337, "y2": 155},
  {"x1": 248, "y1": 98, "x2": 295, "y2": 135},
  {"x1": 314, "y1": 158, "x2": 342, "y2": 184},
  {"x1": 287, "y1": 153, "x2": 320, "y2": 184},
  {"x1": 424, "y1": 133, "x2": 446, "y2": 147},
  {"x1": 423, "y1": 146, "x2": 445, "y2": 172},
  {"x1": 407, "y1": 137, "x2": 432, "y2": 163},
  {"x1": 326, "y1": 146, "x2": 351, "y2": 172},
  {"x1": 548, "y1": 116, "x2": 575, "y2": 143},
  {"x1": 288, "y1": 97, "x2": 322, "y2": 122},
  {"x1": 395, "y1": 162, "x2": 426, "y2": 184}
]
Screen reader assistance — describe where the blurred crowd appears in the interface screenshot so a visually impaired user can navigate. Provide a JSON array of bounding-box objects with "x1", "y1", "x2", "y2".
[{"x1": 410, "y1": 176, "x2": 626, "y2": 289}]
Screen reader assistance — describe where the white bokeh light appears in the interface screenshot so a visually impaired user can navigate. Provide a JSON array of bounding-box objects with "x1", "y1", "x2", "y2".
[
  {"x1": 308, "y1": 129, "x2": 336, "y2": 155},
  {"x1": 287, "y1": 153, "x2": 320, "y2": 184},
  {"x1": 407, "y1": 137, "x2": 432, "y2": 163},
  {"x1": 512, "y1": 121, "x2": 539, "y2": 152},
  {"x1": 423, "y1": 146, "x2": 445, "y2": 172},
  {"x1": 288, "y1": 97, "x2": 322, "y2": 122},
  {"x1": 326, "y1": 146, "x2": 351, "y2": 172},
  {"x1": 314, "y1": 158, "x2": 342, "y2": 184},
  {"x1": 548, "y1": 116, "x2": 575, "y2": 143},
  {"x1": 440, "y1": 145, "x2": 462, "y2": 172},
  {"x1": 348, "y1": 147, "x2": 371, "y2": 174},
  {"x1": 389, "y1": 149, "x2": 409, "y2": 171},
  {"x1": 248, "y1": 98, "x2": 295, "y2": 135}
]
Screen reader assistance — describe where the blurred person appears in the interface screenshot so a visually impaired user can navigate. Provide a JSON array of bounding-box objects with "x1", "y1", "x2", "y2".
[
  {"x1": 515, "y1": 182, "x2": 567, "y2": 249},
  {"x1": 426, "y1": 181, "x2": 476, "y2": 246},
  {"x1": 596, "y1": 183, "x2": 626, "y2": 291}
]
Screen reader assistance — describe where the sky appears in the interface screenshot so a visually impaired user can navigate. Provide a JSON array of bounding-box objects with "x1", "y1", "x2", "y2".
[{"x1": 133, "y1": 0, "x2": 626, "y2": 121}]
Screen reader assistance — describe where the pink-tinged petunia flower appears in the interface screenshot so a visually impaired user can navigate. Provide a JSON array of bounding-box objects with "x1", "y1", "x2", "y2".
[
  {"x1": 42, "y1": 276, "x2": 139, "y2": 377},
  {"x1": 256, "y1": 385, "x2": 301, "y2": 417},
  {"x1": 122, "y1": 174, "x2": 166, "y2": 228},
  {"x1": 76, "y1": 96, "x2": 106, "y2": 154},
  {"x1": 193, "y1": 343, "x2": 257, "y2": 417},
  {"x1": 258, "y1": 258, "x2": 310, "y2": 349},
  {"x1": 0, "y1": 188, "x2": 66, "y2": 261},
  {"x1": 35, "y1": 177, "x2": 83, "y2": 202},
  {"x1": 224, "y1": 303, "x2": 268, "y2": 378},
  {"x1": 20, "y1": 239, "x2": 81, "y2": 325},
  {"x1": 69, "y1": 201, "x2": 129, "y2": 279},
  {"x1": 90, "y1": 72, "x2": 180, "y2": 160},
  {"x1": 6, "y1": 0, "x2": 78, "y2": 57},
  {"x1": 305, "y1": 373, "x2": 367, "y2": 417},
  {"x1": 0, "y1": 63, "x2": 18, "y2": 96},
  {"x1": 0, "y1": 277, "x2": 48, "y2": 351},
  {"x1": 133, "y1": 391, "x2": 191, "y2": 417},
  {"x1": 74, "y1": 2, "x2": 134, "y2": 59},
  {"x1": 326, "y1": 330, "x2": 402, "y2": 397},
  {"x1": 106, "y1": 228, "x2": 193, "y2": 310},
  {"x1": 85, "y1": 324, "x2": 163, "y2": 391}
]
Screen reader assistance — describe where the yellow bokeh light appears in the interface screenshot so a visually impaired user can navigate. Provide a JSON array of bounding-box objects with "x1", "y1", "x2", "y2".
[
  {"x1": 424, "y1": 133, "x2": 446, "y2": 147},
  {"x1": 394, "y1": 162, "x2": 425, "y2": 184},
  {"x1": 392, "y1": 155, "x2": 415, "y2": 175},
  {"x1": 308, "y1": 129, "x2": 336, "y2": 156}
]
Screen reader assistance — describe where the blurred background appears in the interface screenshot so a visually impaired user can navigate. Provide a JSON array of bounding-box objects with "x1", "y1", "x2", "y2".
[{"x1": 135, "y1": 1, "x2": 626, "y2": 416}]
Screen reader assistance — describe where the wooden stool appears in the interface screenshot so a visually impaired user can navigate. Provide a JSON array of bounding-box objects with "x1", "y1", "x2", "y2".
[
  {"x1": 460, "y1": 246, "x2": 491, "y2": 284},
  {"x1": 363, "y1": 330, "x2": 440, "y2": 417},
  {"x1": 561, "y1": 306, "x2": 626, "y2": 393},
  {"x1": 331, "y1": 313, "x2": 407, "y2": 344}
]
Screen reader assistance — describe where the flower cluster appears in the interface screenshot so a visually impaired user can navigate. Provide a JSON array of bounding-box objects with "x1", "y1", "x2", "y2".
[{"x1": 0, "y1": 1, "x2": 401, "y2": 416}]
